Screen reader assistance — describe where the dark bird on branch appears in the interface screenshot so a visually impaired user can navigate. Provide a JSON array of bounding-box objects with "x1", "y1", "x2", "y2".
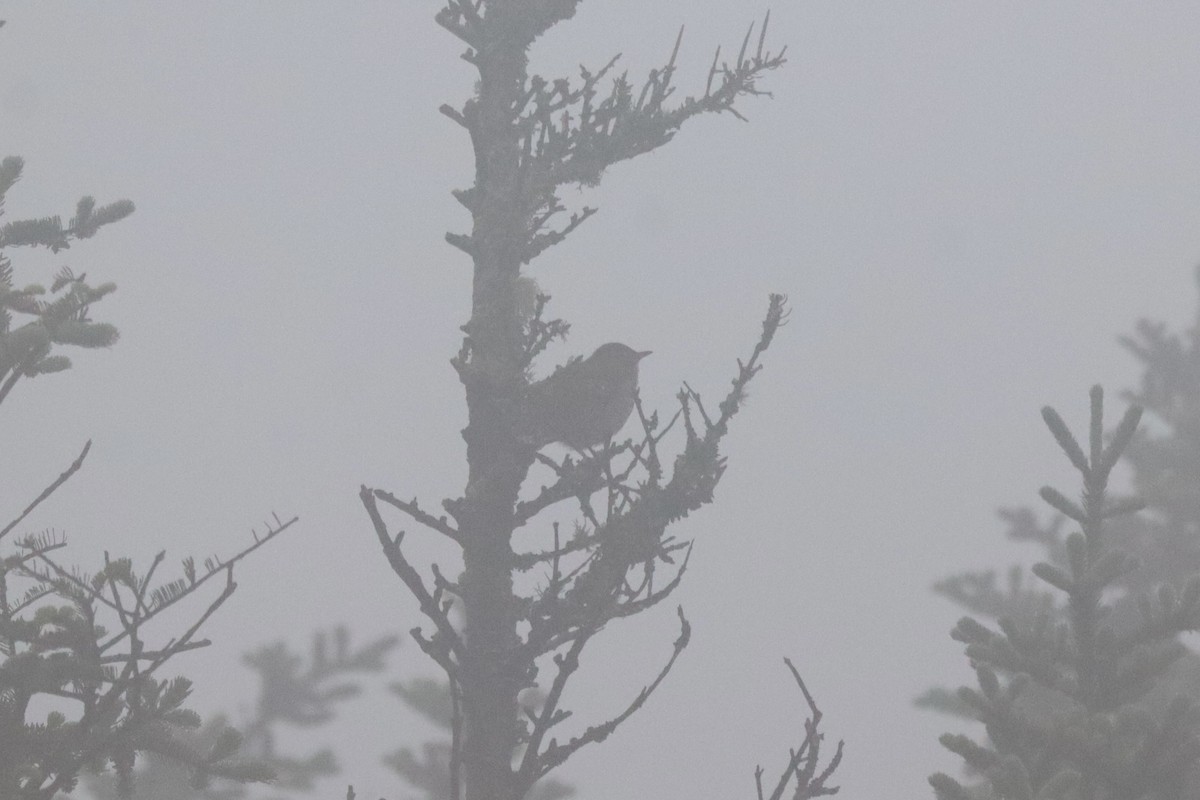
[{"x1": 523, "y1": 342, "x2": 651, "y2": 450}]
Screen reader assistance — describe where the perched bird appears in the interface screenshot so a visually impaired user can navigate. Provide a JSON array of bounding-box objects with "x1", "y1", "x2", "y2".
[{"x1": 522, "y1": 342, "x2": 651, "y2": 450}]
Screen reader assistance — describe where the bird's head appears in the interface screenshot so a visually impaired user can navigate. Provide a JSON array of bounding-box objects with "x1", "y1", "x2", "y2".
[{"x1": 589, "y1": 342, "x2": 652, "y2": 372}]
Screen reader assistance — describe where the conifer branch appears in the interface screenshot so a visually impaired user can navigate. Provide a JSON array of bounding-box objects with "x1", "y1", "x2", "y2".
[
  {"x1": 21, "y1": 513, "x2": 297, "y2": 654},
  {"x1": 523, "y1": 206, "x2": 597, "y2": 264},
  {"x1": 143, "y1": 565, "x2": 239, "y2": 674},
  {"x1": 457, "y1": 15, "x2": 786, "y2": 268}
]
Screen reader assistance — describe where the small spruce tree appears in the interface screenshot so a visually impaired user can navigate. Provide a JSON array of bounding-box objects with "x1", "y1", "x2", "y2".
[
  {"x1": 929, "y1": 386, "x2": 1200, "y2": 799},
  {"x1": 924, "y1": 270, "x2": 1200, "y2": 701},
  {"x1": 925, "y1": 271, "x2": 1200, "y2": 798}
]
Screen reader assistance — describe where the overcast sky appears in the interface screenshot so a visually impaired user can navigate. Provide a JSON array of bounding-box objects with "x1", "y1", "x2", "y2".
[{"x1": 5, "y1": 3, "x2": 1200, "y2": 798}]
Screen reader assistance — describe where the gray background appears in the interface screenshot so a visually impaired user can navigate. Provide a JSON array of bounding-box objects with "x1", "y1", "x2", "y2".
[{"x1": 3, "y1": 3, "x2": 1200, "y2": 798}]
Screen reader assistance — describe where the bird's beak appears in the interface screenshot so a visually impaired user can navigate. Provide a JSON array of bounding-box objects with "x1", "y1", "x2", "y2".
[{"x1": 636, "y1": 350, "x2": 652, "y2": 360}]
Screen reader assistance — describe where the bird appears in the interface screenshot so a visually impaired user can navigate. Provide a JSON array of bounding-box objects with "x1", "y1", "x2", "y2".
[{"x1": 521, "y1": 342, "x2": 651, "y2": 450}]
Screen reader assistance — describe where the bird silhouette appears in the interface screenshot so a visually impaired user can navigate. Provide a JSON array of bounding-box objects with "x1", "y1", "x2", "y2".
[{"x1": 522, "y1": 342, "x2": 651, "y2": 450}]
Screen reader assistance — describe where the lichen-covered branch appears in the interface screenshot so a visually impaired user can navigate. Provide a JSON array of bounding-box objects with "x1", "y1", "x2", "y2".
[{"x1": 435, "y1": 9, "x2": 786, "y2": 269}]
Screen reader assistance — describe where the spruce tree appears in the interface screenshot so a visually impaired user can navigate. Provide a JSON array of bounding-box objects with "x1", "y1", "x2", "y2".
[
  {"x1": 1115, "y1": 268, "x2": 1200, "y2": 603},
  {"x1": 925, "y1": 271, "x2": 1200, "y2": 700},
  {"x1": 929, "y1": 386, "x2": 1200, "y2": 799},
  {"x1": 925, "y1": 271, "x2": 1200, "y2": 797},
  {"x1": 357, "y1": 4, "x2": 842, "y2": 800}
]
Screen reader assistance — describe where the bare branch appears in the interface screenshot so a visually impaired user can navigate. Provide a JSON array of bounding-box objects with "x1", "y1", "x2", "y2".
[
  {"x1": 524, "y1": 607, "x2": 690, "y2": 784},
  {"x1": 515, "y1": 526, "x2": 603, "y2": 573},
  {"x1": 360, "y1": 486, "x2": 465, "y2": 662},
  {"x1": 516, "y1": 627, "x2": 593, "y2": 787},
  {"x1": 528, "y1": 12, "x2": 786, "y2": 191},
  {"x1": 374, "y1": 488, "x2": 461, "y2": 541},
  {"x1": 446, "y1": 231, "x2": 477, "y2": 258},
  {"x1": 440, "y1": 102, "x2": 471, "y2": 129},
  {"x1": 95, "y1": 640, "x2": 211, "y2": 663},
  {"x1": 757, "y1": 659, "x2": 844, "y2": 800},
  {"x1": 1, "y1": 439, "x2": 91, "y2": 542}
]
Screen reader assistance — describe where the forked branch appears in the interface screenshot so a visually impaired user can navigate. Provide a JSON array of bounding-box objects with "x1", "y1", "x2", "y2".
[
  {"x1": 359, "y1": 485, "x2": 464, "y2": 670},
  {"x1": 755, "y1": 659, "x2": 843, "y2": 800},
  {"x1": 517, "y1": 607, "x2": 691, "y2": 792}
]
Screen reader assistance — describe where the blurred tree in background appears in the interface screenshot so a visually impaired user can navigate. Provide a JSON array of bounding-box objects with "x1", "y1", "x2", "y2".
[
  {"x1": 0, "y1": 149, "x2": 292, "y2": 799},
  {"x1": 83, "y1": 627, "x2": 398, "y2": 800},
  {"x1": 926, "y1": 276, "x2": 1200, "y2": 797}
]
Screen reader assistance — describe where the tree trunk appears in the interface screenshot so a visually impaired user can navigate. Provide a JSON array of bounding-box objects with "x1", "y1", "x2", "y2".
[{"x1": 458, "y1": 20, "x2": 533, "y2": 800}]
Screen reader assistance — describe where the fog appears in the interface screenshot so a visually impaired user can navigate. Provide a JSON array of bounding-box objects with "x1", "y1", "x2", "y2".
[{"x1": 4, "y1": 3, "x2": 1200, "y2": 798}]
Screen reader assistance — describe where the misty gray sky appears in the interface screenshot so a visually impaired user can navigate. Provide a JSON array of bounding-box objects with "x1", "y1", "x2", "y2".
[{"x1": 4, "y1": 3, "x2": 1200, "y2": 798}]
